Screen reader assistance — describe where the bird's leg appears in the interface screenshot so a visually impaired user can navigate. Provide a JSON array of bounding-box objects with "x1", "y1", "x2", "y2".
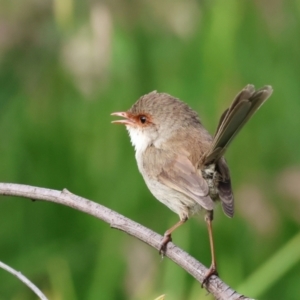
[
  {"x1": 159, "y1": 216, "x2": 188, "y2": 256},
  {"x1": 202, "y1": 210, "x2": 218, "y2": 287}
]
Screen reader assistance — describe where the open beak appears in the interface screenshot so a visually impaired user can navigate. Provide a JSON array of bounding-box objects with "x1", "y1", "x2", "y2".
[{"x1": 111, "y1": 112, "x2": 136, "y2": 126}]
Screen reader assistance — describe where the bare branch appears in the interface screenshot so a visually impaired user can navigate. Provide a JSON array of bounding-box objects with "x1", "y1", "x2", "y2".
[
  {"x1": 0, "y1": 183, "x2": 253, "y2": 300},
  {"x1": 0, "y1": 260, "x2": 48, "y2": 300}
]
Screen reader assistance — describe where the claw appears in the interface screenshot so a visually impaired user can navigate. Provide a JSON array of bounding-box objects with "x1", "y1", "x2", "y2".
[
  {"x1": 158, "y1": 218, "x2": 186, "y2": 256},
  {"x1": 201, "y1": 264, "x2": 218, "y2": 287},
  {"x1": 159, "y1": 234, "x2": 172, "y2": 256}
]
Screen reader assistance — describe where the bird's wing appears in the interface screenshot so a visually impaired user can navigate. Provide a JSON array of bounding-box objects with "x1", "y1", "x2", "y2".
[{"x1": 158, "y1": 154, "x2": 214, "y2": 211}]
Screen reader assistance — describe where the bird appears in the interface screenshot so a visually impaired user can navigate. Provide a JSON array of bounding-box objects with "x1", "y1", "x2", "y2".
[{"x1": 111, "y1": 84, "x2": 273, "y2": 284}]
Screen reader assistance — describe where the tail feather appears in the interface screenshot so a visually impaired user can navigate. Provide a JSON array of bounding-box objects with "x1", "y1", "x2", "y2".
[
  {"x1": 204, "y1": 85, "x2": 273, "y2": 164},
  {"x1": 203, "y1": 84, "x2": 273, "y2": 218}
]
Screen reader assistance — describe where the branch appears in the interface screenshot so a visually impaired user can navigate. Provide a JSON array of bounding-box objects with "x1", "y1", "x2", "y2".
[
  {"x1": 0, "y1": 183, "x2": 253, "y2": 300},
  {"x1": 0, "y1": 260, "x2": 48, "y2": 300}
]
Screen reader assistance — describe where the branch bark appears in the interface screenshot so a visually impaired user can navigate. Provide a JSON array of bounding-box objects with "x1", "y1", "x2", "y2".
[{"x1": 0, "y1": 183, "x2": 253, "y2": 300}]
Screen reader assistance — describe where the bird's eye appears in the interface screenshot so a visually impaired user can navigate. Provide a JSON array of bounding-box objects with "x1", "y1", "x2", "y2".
[{"x1": 139, "y1": 115, "x2": 147, "y2": 124}]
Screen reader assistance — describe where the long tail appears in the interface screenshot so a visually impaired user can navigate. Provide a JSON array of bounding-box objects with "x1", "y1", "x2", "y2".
[{"x1": 204, "y1": 84, "x2": 273, "y2": 165}]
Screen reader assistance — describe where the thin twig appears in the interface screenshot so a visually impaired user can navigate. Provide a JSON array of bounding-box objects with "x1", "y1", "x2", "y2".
[
  {"x1": 0, "y1": 260, "x2": 48, "y2": 300},
  {"x1": 0, "y1": 183, "x2": 253, "y2": 300}
]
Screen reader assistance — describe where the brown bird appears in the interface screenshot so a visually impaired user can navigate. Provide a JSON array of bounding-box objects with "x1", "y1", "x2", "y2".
[{"x1": 111, "y1": 84, "x2": 273, "y2": 284}]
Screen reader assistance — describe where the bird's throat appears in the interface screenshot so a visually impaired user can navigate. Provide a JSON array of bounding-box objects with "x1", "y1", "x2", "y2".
[{"x1": 126, "y1": 126, "x2": 152, "y2": 154}]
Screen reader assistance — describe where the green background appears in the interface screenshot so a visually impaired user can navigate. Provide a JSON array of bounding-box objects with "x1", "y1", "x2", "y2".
[{"x1": 1, "y1": 0, "x2": 300, "y2": 299}]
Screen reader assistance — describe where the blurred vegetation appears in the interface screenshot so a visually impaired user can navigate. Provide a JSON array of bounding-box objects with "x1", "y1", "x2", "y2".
[{"x1": 0, "y1": 0, "x2": 300, "y2": 299}]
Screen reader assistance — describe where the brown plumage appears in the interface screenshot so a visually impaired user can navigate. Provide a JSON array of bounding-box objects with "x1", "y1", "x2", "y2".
[{"x1": 112, "y1": 84, "x2": 273, "y2": 284}]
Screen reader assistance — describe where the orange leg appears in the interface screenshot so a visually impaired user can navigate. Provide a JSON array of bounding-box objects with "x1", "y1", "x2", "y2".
[
  {"x1": 202, "y1": 210, "x2": 218, "y2": 286},
  {"x1": 159, "y1": 217, "x2": 188, "y2": 255}
]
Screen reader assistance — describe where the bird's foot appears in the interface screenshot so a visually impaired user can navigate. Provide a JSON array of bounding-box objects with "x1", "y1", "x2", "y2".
[
  {"x1": 201, "y1": 264, "x2": 218, "y2": 288},
  {"x1": 159, "y1": 233, "x2": 172, "y2": 256}
]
